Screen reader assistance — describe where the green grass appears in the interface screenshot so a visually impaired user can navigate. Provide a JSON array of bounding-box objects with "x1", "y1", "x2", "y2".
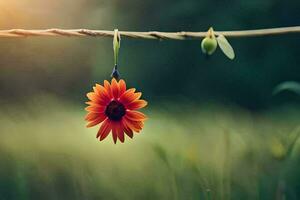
[{"x1": 0, "y1": 96, "x2": 300, "y2": 200}]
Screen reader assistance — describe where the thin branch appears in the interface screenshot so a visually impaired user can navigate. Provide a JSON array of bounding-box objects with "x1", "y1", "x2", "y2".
[{"x1": 0, "y1": 26, "x2": 299, "y2": 40}]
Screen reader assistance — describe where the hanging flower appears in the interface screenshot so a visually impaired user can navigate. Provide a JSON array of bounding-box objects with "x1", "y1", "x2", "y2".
[{"x1": 85, "y1": 78, "x2": 147, "y2": 143}]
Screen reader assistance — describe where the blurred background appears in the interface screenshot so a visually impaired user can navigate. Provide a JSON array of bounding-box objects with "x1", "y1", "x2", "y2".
[{"x1": 0, "y1": 0, "x2": 300, "y2": 199}]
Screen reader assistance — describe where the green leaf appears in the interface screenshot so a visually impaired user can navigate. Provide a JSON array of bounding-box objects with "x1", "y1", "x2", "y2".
[
  {"x1": 272, "y1": 81, "x2": 300, "y2": 95},
  {"x1": 216, "y1": 34, "x2": 235, "y2": 60}
]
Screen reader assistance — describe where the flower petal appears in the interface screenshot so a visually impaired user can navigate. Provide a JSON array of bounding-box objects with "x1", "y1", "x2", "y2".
[
  {"x1": 86, "y1": 115, "x2": 107, "y2": 128},
  {"x1": 118, "y1": 79, "x2": 126, "y2": 95},
  {"x1": 86, "y1": 92, "x2": 98, "y2": 101},
  {"x1": 85, "y1": 101, "x2": 99, "y2": 106},
  {"x1": 125, "y1": 128, "x2": 133, "y2": 138},
  {"x1": 93, "y1": 84, "x2": 111, "y2": 103},
  {"x1": 119, "y1": 90, "x2": 141, "y2": 105},
  {"x1": 85, "y1": 105, "x2": 105, "y2": 113},
  {"x1": 117, "y1": 125, "x2": 125, "y2": 143},
  {"x1": 98, "y1": 119, "x2": 112, "y2": 140},
  {"x1": 104, "y1": 80, "x2": 113, "y2": 98},
  {"x1": 111, "y1": 78, "x2": 120, "y2": 99},
  {"x1": 123, "y1": 117, "x2": 144, "y2": 132},
  {"x1": 122, "y1": 119, "x2": 133, "y2": 138},
  {"x1": 85, "y1": 112, "x2": 106, "y2": 121},
  {"x1": 87, "y1": 90, "x2": 109, "y2": 106},
  {"x1": 126, "y1": 100, "x2": 148, "y2": 110},
  {"x1": 111, "y1": 121, "x2": 118, "y2": 144},
  {"x1": 125, "y1": 110, "x2": 147, "y2": 121}
]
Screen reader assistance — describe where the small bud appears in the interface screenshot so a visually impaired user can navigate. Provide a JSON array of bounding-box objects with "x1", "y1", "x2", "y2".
[
  {"x1": 111, "y1": 65, "x2": 120, "y2": 80},
  {"x1": 201, "y1": 27, "x2": 217, "y2": 55},
  {"x1": 113, "y1": 29, "x2": 121, "y2": 66}
]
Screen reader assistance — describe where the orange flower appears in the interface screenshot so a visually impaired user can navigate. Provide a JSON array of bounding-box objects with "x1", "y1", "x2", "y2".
[{"x1": 85, "y1": 78, "x2": 147, "y2": 143}]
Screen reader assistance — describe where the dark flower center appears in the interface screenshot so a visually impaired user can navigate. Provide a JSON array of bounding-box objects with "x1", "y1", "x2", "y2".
[{"x1": 105, "y1": 100, "x2": 126, "y2": 121}]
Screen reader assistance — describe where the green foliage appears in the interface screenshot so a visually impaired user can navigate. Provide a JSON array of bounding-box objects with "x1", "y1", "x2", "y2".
[
  {"x1": 273, "y1": 81, "x2": 300, "y2": 96},
  {"x1": 216, "y1": 34, "x2": 235, "y2": 60},
  {"x1": 201, "y1": 27, "x2": 235, "y2": 60},
  {"x1": 0, "y1": 99, "x2": 300, "y2": 199}
]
